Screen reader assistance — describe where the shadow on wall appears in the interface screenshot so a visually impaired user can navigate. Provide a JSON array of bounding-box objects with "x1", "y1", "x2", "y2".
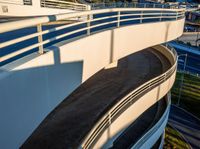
[
  {"x1": 165, "y1": 23, "x2": 170, "y2": 42},
  {"x1": 0, "y1": 46, "x2": 83, "y2": 149}
]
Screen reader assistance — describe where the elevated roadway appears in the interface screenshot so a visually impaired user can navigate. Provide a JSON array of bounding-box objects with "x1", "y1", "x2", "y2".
[
  {"x1": 0, "y1": 6, "x2": 184, "y2": 149},
  {"x1": 21, "y1": 47, "x2": 171, "y2": 148},
  {"x1": 169, "y1": 105, "x2": 200, "y2": 149}
]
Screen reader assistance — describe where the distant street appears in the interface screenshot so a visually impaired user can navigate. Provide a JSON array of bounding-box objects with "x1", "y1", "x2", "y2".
[
  {"x1": 178, "y1": 32, "x2": 200, "y2": 46},
  {"x1": 168, "y1": 105, "x2": 200, "y2": 149},
  {"x1": 169, "y1": 42, "x2": 200, "y2": 75}
]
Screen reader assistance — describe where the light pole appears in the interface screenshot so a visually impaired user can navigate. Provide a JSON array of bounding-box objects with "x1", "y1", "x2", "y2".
[{"x1": 177, "y1": 53, "x2": 187, "y2": 106}]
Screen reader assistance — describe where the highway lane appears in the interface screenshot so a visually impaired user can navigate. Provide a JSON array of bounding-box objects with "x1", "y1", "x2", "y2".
[{"x1": 168, "y1": 105, "x2": 200, "y2": 149}]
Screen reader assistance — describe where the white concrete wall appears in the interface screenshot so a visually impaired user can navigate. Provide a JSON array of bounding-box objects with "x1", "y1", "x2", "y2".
[{"x1": 0, "y1": 18, "x2": 184, "y2": 149}]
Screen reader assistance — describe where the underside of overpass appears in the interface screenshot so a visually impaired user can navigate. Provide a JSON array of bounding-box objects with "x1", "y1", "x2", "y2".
[{"x1": 21, "y1": 47, "x2": 171, "y2": 149}]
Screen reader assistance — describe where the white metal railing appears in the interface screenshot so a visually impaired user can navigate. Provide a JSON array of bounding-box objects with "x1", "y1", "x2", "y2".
[
  {"x1": 40, "y1": 0, "x2": 89, "y2": 11},
  {"x1": 80, "y1": 45, "x2": 177, "y2": 148},
  {"x1": 0, "y1": 8, "x2": 184, "y2": 64},
  {"x1": 91, "y1": 2, "x2": 181, "y2": 10},
  {"x1": 131, "y1": 93, "x2": 171, "y2": 149}
]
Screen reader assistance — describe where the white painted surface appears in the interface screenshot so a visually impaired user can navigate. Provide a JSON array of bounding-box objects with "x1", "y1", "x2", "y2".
[{"x1": 0, "y1": 18, "x2": 184, "y2": 149}]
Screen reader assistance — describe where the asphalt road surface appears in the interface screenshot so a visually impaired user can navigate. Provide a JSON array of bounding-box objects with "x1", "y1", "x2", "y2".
[
  {"x1": 178, "y1": 32, "x2": 200, "y2": 46},
  {"x1": 168, "y1": 105, "x2": 200, "y2": 149}
]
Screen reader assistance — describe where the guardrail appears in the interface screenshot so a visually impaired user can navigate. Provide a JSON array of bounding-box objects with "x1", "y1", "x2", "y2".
[
  {"x1": 80, "y1": 45, "x2": 177, "y2": 148},
  {"x1": 0, "y1": 0, "x2": 31, "y2": 5},
  {"x1": 41, "y1": 0, "x2": 89, "y2": 11},
  {"x1": 91, "y1": 2, "x2": 181, "y2": 10},
  {"x1": 0, "y1": 8, "x2": 184, "y2": 64},
  {"x1": 131, "y1": 93, "x2": 171, "y2": 149}
]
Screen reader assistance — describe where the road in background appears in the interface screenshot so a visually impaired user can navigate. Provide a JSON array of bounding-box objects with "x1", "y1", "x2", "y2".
[
  {"x1": 178, "y1": 32, "x2": 200, "y2": 46},
  {"x1": 169, "y1": 42, "x2": 200, "y2": 75},
  {"x1": 168, "y1": 105, "x2": 200, "y2": 149}
]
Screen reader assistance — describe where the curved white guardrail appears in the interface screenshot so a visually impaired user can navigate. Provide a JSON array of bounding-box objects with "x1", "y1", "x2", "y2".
[
  {"x1": 80, "y1": 45, "x2": 177, "y2": 148},
  {"x1": 40, "y1": 0, "x2": 89, "y2": 11},
  {"x1": 131, "y1": 93, "x2": 171, "y2": 149},
  {"x1": 0, "y1": 7, "x2": 184, "y2": 64},
  {"x1": 90, "y1": 2, "x2": 181, "y2": 10}
]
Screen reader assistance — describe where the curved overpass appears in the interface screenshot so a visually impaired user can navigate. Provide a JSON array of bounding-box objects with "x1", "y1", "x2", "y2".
[
  {"x1": 21, "y1": 47, "x2": 171, "y2": 148},
  {"x1": 0, "y1": 6, "x2": 184, "y2": 149}
]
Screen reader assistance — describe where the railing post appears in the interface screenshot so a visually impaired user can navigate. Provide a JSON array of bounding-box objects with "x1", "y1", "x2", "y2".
[
  {"x1": 117, "y1": 11, "x2": 120, "y2": 28},
  {"x1": 134, "y1": 3, "x2": 136, "y2": 8},
  {"x1": 37, "y1": 24, "x2": 44, "y2": 54},
  {"x1": 87, "y1": 14, "x2": 91, "y2": 35},
  {"x1": 160, "y1": 11, "x2": 162, "y2": 21},
  {"x1": 176, "y1": 11, "x2": 178, "y2": 20},
  {"x1": 153, "y1": 4, "x2": 155, "y2": 8},
  {"x1": 140, "y1": 11, "x2": 143, "y2": 23},
  {"x1": 87, "y1": 5, "x2": 91, "y2": 11},
  {"x1": 108, "y1": 111, "x2": 111, "y2": 125}
]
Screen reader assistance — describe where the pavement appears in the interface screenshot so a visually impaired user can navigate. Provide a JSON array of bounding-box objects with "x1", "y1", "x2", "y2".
[
  {"x1": 21, "y1": 47, "x2": 171, "y2": 149},
  {"x1": 178, "y1": 32, "x2": 200, "y2": 47},
  {"x1": 168, "y1": 105, "x2": 200, "y2": 149}
]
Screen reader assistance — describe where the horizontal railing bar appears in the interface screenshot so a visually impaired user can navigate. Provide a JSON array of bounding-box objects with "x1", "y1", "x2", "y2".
[
  {"x1": 90, "y1": 20, "x2": 118, "y2": 28},
  {"x1": 120, "y1": 17, "x2": 141, "y2": 22},
  {"x1": 0, "y1": 42, "x2": 42, "y2": 62},
  {"x1": 120, "y1": 13, "x2": 160, "y2": 17},
  {"x1": 41, "y1": 4, "x2": 85, "y2": 10},
  {"x1": 41, "y1": 0, "x2": 87, "y2": 7},
  {"x1": 0, "y1": 32, "x2": 41, "y2": 49}
]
